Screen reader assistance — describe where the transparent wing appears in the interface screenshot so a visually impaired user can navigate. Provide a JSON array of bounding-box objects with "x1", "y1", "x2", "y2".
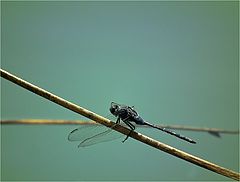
[
  {"x1": 68, "y1": 124, "x2": 103, "y2": 141},
  {"x1": 68, "y1": 120, "x2": 124, "y2": 147},
  {"x1": 80, "y1": 126, "x2": 123, "y2": 147}
]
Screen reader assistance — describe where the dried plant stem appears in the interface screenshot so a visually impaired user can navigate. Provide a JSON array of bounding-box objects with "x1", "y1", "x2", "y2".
[
  {"x1": 1, "y1": 68, "x2": 239, "y2": 180},
  {"x1": 1, "y1": 119, "x2": 238, "y2": 135}
]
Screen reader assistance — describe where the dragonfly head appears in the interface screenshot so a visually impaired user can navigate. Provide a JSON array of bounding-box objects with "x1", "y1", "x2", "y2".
[{"x1": 109, "y1": 102, "x2": 120, "y2": 116}]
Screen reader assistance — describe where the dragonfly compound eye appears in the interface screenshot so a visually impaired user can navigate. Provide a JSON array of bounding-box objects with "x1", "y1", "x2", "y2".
[{"x1": 109, "y1": 106, "x2": 115, "y2": 114}]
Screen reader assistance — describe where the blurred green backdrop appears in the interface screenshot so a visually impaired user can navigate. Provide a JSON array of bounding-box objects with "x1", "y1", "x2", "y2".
[{"x1": 1, "y1": 1, "x2": 239, "y2": 181}]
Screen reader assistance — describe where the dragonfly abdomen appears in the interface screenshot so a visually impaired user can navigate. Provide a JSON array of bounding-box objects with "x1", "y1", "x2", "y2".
[{"x1": 144, "y1": 121, "x2": 196, "y2": 144}]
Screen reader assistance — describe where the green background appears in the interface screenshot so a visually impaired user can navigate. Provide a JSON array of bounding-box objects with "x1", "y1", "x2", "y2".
[{"x1": 1, "y1": 1, "x2": 239, "y2": 181}]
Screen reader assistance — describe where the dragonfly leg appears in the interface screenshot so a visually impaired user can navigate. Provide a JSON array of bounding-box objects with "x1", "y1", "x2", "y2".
[
  {"x1": 116, "y1": 117, "x2": 121, "y2": 124},
  {"x1": 122, "y1": 131, "x2": 131, "y2": 142},
  {"x1": 122, "y1": 119, "x2": 135, "y2": 143}
]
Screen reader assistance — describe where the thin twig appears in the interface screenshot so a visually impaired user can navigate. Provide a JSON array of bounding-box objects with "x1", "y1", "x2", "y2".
[
  {"x1": 1, "y1": 68, "x2": 239, "y2": 181},
  {"x1": 1, "y1": 119, "x2": 239, "y2": 136}
]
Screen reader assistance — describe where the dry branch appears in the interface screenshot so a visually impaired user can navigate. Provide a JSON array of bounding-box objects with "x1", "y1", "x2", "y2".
[
  {"x1": 1, "y1": 119, "x2": 238, "y2": 137},
  {"x1": 1, "y1": 68, "x2": 239, "y2": 181}
]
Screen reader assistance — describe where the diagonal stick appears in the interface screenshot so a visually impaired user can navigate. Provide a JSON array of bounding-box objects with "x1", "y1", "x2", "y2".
[{"x1": 1, "y1": 68, "x2": 239, "y2": 180}]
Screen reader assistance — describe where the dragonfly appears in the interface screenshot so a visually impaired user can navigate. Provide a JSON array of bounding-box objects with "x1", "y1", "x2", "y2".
[{"x1": 68, "y1": 102, "x2": 196, "y2": 147}]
